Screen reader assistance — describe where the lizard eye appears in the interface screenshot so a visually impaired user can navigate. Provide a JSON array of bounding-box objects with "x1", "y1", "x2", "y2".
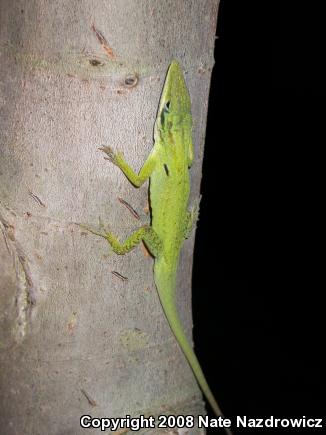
[{"x1": 160, "y1": 101, "x2": 171, "y2": 126}]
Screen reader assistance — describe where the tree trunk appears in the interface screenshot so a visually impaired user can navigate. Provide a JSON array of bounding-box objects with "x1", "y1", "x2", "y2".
[{"x1": 0, "y1": 1, "x2": 220, "y2": 433}]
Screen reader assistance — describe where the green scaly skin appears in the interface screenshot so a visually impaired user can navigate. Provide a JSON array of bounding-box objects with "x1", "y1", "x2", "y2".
[{"x1": 94, "y1": 61, "x2": 232, "y2": 435}]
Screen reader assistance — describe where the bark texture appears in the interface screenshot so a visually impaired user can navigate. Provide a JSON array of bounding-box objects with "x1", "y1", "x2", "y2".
[{"x1": 0, "y1": 1, "x2": 219, "y2": 433}]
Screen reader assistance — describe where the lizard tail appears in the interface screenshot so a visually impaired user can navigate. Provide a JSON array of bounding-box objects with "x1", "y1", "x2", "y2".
[{"x1": 157, "y1": 287, "x2": 233, "y2": 435}]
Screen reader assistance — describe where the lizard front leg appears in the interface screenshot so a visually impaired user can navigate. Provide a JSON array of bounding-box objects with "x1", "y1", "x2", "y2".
[{"x1": 100, "y1": 146, "x2": 157, "y2": 187}]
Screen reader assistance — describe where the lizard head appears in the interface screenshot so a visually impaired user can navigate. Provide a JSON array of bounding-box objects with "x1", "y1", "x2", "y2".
[{"x1": 154, "y1": 60, "x2": 194, "y2": 166}]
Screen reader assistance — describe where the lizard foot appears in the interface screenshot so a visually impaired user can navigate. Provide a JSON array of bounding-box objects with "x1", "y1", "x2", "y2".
[{"x1": 99, "y1": 146, "x2": 123, "y2": 166}]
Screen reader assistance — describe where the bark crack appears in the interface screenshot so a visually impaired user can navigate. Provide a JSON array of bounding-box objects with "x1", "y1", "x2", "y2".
[{"x1": 0, "y1": 206, "x2": 36, "y2": 344}]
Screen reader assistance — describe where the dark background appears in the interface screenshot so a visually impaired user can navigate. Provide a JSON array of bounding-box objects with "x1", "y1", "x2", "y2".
[{"x1": 193, "y1": 1, "x2": 324, "y2": 433}]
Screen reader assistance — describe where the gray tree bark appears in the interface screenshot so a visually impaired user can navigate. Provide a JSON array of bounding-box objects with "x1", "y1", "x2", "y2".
[{"x1": 0, "y1": 1, "x2": 220, "y2": 434}]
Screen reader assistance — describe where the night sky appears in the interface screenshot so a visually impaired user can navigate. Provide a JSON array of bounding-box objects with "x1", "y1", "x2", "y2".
[{"x1": 192, "y1": 1, "x2": 324, "y2": 432}]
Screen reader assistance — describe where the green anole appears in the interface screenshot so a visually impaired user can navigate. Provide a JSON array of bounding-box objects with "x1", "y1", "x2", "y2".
[{"x1": 89, "y1": 60, "x2": 231, "y2": 435}]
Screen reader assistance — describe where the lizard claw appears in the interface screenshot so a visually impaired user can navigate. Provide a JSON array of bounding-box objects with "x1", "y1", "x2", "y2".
[
  {"x1": 98, "y1": 216, "x2": 111, "y2": 233},
  {"x1": 99, "y1": 146, "x2": 119, "y2": 164},
  {"x1": 76, "y1": 216, "x2": 110, "y2": 239}
]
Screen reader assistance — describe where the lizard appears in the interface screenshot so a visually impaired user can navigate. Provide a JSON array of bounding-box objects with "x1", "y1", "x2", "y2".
[{"x1": 88, "y1": 60, "x2": 232, "y2": 435}]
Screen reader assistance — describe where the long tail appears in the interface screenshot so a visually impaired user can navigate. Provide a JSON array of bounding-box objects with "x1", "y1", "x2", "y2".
[{"x1": 157, "y1": 286, "x2": 233, "y2": 435}]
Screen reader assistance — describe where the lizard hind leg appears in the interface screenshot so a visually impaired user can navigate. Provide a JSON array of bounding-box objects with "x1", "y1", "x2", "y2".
[
  {"x1": 105, "y1": 225, "x2": 162, "y2": 257},
  {"x1": 183, "y1": 195, "x2": 201, "y2": 239}
]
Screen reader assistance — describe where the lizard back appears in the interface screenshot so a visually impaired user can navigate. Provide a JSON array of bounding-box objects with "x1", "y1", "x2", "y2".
[{"x1": 150, "y1": 60, "x2": 194, "y2": 263}]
